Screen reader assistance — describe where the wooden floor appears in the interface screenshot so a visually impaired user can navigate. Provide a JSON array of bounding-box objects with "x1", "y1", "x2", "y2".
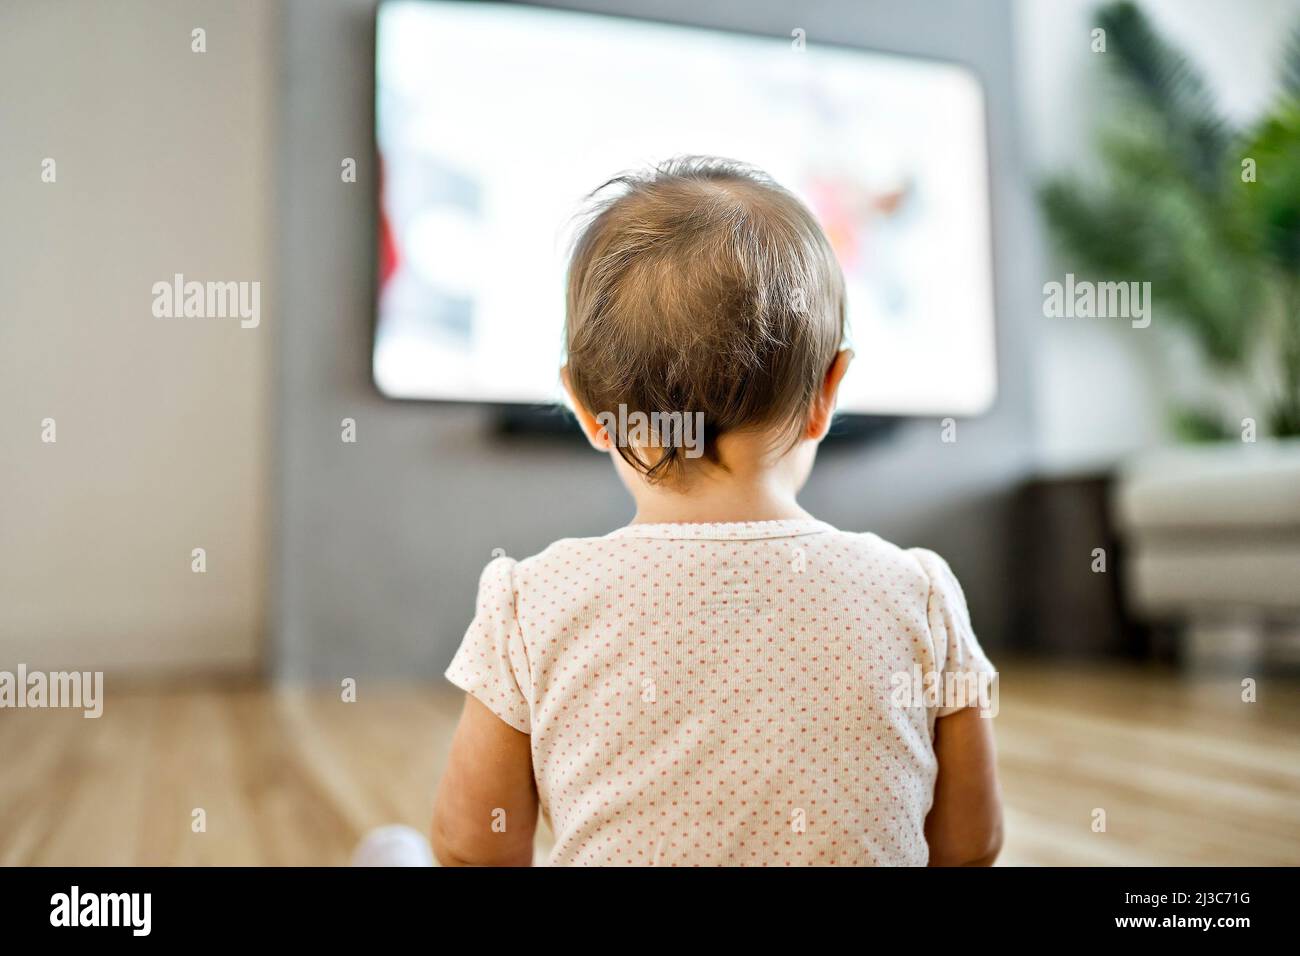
[{"x1": 2, "y1": 661, "x2": 1298, "y2": 866}]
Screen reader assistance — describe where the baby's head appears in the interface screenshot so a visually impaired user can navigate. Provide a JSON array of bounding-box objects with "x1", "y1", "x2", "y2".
[{"x1": 563, "y1": 156, "x2": 851, "y2": 495}]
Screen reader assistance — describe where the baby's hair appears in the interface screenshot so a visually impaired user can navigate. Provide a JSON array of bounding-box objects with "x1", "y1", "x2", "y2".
[{"x1": 564, "y1": 156, "x2": 847, "y2": 483}]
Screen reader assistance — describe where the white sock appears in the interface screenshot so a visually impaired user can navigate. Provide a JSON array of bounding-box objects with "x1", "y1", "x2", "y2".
[{"x1": 351, "y1": 825, "x2": 436, "y2": 867}]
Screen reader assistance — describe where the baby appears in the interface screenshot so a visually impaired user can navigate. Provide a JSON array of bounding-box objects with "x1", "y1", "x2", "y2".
[{"x1": 432, "y1": 157, "x2": 1002, "y2": 867}]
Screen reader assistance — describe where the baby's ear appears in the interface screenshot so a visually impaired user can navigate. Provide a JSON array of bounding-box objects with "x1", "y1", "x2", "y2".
[
  {"x1": 561, "y1": 367, "x2": 613, "y2": 452},
  {"x1": 806, "y1": 349, "x2": 854, "y2": 441}
]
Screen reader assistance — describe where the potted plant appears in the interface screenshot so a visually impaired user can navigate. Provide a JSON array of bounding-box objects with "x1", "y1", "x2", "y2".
[
  {"x1": 1040, "y1": 1, "x2": 1300, "y2": 440},
  {"x1": 1039, "y1": 2, "x2": 1300, "y2": 669}
]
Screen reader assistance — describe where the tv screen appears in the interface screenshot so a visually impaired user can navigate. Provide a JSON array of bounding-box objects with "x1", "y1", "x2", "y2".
[{"x1": 374, "y1": 0, "x2": 996, "y2": 416}]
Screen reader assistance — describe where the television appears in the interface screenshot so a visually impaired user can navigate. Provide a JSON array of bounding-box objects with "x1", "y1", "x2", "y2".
[{"x1": 373, "y1": 0, "x2": 996, "y2": 416}]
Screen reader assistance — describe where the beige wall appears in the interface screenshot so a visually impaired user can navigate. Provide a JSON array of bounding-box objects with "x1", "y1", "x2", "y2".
[{"x1": 0, "y1": 1, "x2": 273, "y2": 673}]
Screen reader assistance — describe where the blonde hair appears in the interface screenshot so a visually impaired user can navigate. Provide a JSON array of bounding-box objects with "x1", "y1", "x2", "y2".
[{"x1": 565, "y1": 156, "x2": 846, "y2": 482}]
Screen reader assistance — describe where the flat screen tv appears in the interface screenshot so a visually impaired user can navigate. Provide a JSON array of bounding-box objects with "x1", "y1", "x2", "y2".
[{"x1": 374, "y1": 0, "x2": 996, "y2": 416}]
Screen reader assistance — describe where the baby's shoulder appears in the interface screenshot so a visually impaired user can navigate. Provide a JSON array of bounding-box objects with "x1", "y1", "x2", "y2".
[
  {"x1": 507, "y1": 533, "x2": 624, "y2": 585},
  {"x1": 506, "y1": 527, "x2": 949, "y2": 594},
  {"x1": 814, "y1": 528, "x2": 946, "y2": 591}
]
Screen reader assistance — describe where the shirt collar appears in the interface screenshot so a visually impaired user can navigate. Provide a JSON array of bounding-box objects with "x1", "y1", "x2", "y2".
[{"x1": 607, "y1": 519, "x2": 837, "y2": 541}]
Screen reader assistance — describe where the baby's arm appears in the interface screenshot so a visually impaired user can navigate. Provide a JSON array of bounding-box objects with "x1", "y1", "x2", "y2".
[
  {"x1": 432, "y1": 693, "x2": 538, "y2": 866},
  {"x1": 924, "y1": 706, "x2": 1003, "y2": 866}
]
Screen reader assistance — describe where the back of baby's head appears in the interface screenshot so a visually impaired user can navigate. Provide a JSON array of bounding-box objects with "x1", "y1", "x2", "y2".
[{"x1": 565, "y1": 156, "x2": 846, "y2": 482}]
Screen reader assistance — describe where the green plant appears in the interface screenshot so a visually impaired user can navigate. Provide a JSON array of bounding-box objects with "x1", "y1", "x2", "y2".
[{"x1": 1040, "y1": 1, "x2": 1300, "y2": 438}]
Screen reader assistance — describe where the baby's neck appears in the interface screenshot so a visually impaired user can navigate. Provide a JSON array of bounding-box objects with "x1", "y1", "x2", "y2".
[{"x1": 629, "y1": 472, "x2": 813, "y2": 526}]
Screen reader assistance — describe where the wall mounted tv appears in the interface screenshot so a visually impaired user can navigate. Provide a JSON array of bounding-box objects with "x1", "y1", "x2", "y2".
[{"x1": 374, "y1": 0, "x2": 996, "y2": 417}]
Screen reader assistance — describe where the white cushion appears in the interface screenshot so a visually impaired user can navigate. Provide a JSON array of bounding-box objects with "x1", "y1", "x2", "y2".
[{"x1": 1114, "y1": 440, "x2": 1300, "y2": 532}]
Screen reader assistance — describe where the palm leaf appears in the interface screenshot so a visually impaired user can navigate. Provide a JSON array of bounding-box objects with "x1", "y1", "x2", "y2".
[
  {"x1": 1282, "y1": 20, "x2": 1300, "y2": 101},
  {"x1": 1095, "y1": 1, "x2": 1230, "y2": 194}
]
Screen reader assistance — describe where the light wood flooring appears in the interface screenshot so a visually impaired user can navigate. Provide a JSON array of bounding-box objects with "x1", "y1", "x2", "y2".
[{"x1": 2, "y1": 661, "x2": 1297, "y2": 865}]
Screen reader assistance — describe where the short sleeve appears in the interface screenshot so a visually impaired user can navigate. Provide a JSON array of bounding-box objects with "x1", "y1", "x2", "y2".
[
  {"x1": 910, "y1": 548, "x2": 997, "y2": 717},
  {"x1": 445, "y1": 556, "x2": 532, "y2": 733}
]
